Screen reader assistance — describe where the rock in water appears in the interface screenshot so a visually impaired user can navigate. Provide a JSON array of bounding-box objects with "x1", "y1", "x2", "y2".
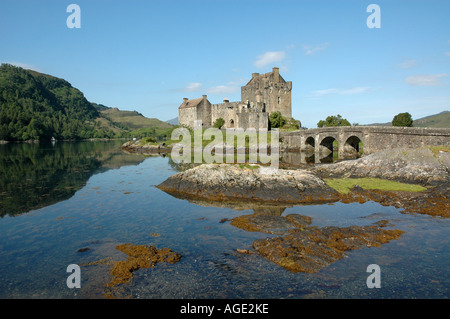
[
  {"x1": 156, "y1": 164, "x2": 339, "y2": 204},
  {"x1": 252, "y1": 221, "x2": 405, "y2": 273}
]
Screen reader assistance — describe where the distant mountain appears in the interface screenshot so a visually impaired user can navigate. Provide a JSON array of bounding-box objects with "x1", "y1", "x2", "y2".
[
  {"x1": 166, "y1": 117, "x2": 178, "y2": 125},
  {"x1": 366, "y1": 111, "x2": 450, "y2": 128},
  {"x1": 0, "y1": 64, "x2": 173, "y2": 141}
]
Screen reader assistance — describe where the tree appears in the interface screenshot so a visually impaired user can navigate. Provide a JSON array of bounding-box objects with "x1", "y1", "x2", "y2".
[
  {"x1": 213, "y1": 118, "x2": 225, "y2": 129},
  {"x1": 317, "y1": 114, "x2": 351, "y2": 127},
  {"x1": 269, "y1": 111, "x2": 286, "y2": 128},
  {"x1": 392, "y1": 112, "x2": 413, "y2": 127}
]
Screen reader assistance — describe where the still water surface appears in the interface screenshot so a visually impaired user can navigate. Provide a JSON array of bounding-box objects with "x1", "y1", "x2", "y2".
[{"x1": 0, "y1": 141, "x2": 448, "y2": 298}]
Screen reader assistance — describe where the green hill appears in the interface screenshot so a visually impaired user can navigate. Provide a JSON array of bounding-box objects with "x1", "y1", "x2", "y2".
[
  {"x1": 0, "y1": 64, "x2": 173, "y2": 141},
  {"x1": 100, "y1": 107, "x2": 172, "y2": 130},
  {"x1": 0, "y1": 64, "x2": 101, "y2": 140},
  {"x1": 413, "y1": 111, "x2": 450, "y2": 128},
  {"x1": 366, "y1": 111, "x2": 450, "y2": 128}
]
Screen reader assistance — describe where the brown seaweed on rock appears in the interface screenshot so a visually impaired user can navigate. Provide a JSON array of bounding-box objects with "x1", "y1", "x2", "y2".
[
  {"x1": 107, "y1": 243, "x2": 181, "y2": 287},
  {"x1": 252, "y1": 221, "x2": 404, "y2": 273}
]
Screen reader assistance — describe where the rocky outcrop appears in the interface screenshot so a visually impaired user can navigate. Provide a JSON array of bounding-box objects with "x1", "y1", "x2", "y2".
[
  {"x1": 156, "y1": 164, "x2": 339, "y2": 204},
  {"x1": 121, "y1": 140, "x2": 171, "y2": 155},
  {"x1": 338, "y1": 185, "x2": 450, "y2": 218},
  {"x1": 312, "y1": 147, "x2": 449, "y2": 186}
]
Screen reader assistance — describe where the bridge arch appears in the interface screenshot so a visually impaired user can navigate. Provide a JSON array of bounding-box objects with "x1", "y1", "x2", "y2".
[
  {"x1": 318, "y1": 135, "x2": 339, "y2": 162},
  {"x1": 305, "y1": 136, "x2": 315, "y2": 151},
  {"x1": 343, "y1": 135, "x2": 363, "y2": 158}
]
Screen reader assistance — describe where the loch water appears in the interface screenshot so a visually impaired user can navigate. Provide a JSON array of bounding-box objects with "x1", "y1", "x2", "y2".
[{"x1": 0, "y1": 141, "x2": 448, "y2": 299}]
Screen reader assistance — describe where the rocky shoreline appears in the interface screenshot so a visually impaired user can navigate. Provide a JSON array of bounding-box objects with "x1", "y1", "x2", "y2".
[
  {"x1": 156, "y1": 147, "x2": 449, "y2": 214},
  {"x1": 121, "y1": 140, "x2": 172, "y2": 155},
  {"x1": 130, "y1": 144, "x2": 448, "y2": 276},
  {"x1": 154, "y1": 146, "x2": 448, "y2": 274},
  {"x1": 311, "y1": 147, "x2": 449, "y2": 186},
  {"x1": 157, "y1": 164, "x2": 340, "y2": 204}
]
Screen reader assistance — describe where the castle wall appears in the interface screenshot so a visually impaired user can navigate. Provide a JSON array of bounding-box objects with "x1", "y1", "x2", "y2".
[
  {"x1": 178, "y1": 106, "x2": 197, "y2": 128},
  {"x1": 241, "y1": 70, "x2": 292, "y2": 119},
  {"x1": 179, "y1": 68, "x2": 292, "y2": 129},
  {"x1": 197, "y1": 99, "x2": 212, "y2": 127},
  {"x1": 263, "y1": 83, "x2": 292, "y2": 118},
  {"x1": 237, "y1": 111, "x2": 269, "y2": 130},
  {"x1": 211, "y1": 102, "x2": 242, "y2": 129}
]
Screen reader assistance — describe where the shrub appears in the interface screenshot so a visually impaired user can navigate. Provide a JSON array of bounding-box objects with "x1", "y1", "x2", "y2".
[
  {"x1": 213, "y1": 118, "x2": 225, "y2": 129},
  {"x1": 392, "y1": 112, "x2": 413, "y2": 127}
]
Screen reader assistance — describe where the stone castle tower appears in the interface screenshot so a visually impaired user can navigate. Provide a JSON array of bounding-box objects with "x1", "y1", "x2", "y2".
[{"x1": 179, "y1": 67, "x2": 292, "y2": 129}]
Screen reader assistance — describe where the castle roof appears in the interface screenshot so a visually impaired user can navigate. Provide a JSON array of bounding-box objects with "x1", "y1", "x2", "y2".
[
  {"x1": 179, "y1": 97, "x2": 203, "y2": 108},
  {"x1": 245, "y1": 70, "x2": 286, "y2": 86}
]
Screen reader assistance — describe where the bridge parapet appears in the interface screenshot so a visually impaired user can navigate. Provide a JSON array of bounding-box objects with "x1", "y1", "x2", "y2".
[{"x1": 280, "y1": 126, "x2": 450, "y2": 159}]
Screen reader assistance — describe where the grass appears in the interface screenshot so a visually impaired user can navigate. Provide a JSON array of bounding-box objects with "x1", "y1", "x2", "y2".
[
  {"x1": 428, "y1": 145, "x2": 450, "y2": 157},
  {"x1": 325, "y1": 177, "x2": 427, "y2": 194},
  {"x1": 239, "y1": 164, "x2": 260, "y2": 170}
]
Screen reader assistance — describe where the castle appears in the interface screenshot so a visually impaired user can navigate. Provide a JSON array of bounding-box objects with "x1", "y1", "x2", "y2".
[{"x1": 178, "y1": 67, "x2": 292, "y2": 130}]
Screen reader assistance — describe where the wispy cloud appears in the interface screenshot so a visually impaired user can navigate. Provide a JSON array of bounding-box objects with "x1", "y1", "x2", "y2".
[
  {"x1": 302, "y1": 43, "x2": 329, "y2": 56},
  {"x1": 184, "y1": 82, "x2": 202, "y2": 92},
  {"x1": 445, "y1": 51, "x2": 450, "y2": 57},
  {"x1": 405, "y1": 74, "x2": 448, "y2": 86},
  {"x1": 254, "y1": 51, "x2": 286, "y2": 68},
  {"x1": 312, "y1": 86, "x2": 371, "y2": 97},
  {"x1": 397, "y1": 59, "x2": 418, "y2": 69}
]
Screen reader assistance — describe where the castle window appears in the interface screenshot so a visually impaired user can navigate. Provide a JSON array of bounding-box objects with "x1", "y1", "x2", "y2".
[{"x1": 278, "y1": 96, "x2": 281, "y2": 105}]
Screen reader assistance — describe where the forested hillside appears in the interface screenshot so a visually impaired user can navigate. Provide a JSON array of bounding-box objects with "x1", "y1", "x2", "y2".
[
  {"x1": 0, "y1": 64, "x2": 173, "y2": 141},
  {"x1": 0, "y1": 64, "x2": 106, "y2": 140}
]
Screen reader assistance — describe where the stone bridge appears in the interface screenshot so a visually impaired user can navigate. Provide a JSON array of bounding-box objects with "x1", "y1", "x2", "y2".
[{"x1": 280, "y1": 126, "x2": 450, "y2": 163}]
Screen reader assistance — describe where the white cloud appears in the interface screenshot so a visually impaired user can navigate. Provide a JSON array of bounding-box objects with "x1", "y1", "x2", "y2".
[
  {"x1": 302, "y1": 43, "x2": 329, "y2": 56},
  {"x1": 445, "y1": 51, "x2": 450, "y2": 57},
  {"x1": 206, "y1": 85, "x2": 239, "y2": 95},
  {"x1": 254, "y1": 51, "x2": 286, "y2": 69},
  {"x1": 405, "y1": 74, "x2": 448, "y2": 86},
  {"x1": 397, "y1": 59, "x2": 418, "y2": 69},
  {"x1": 312, "y1": 86, "x2": 371, "y2": 97},
  {"x1": 184, "y1": 82, "x2": 202, "y2": 92}
]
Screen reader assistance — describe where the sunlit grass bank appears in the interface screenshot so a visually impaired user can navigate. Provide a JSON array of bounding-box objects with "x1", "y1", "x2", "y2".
[{"x1": 325, "y1": 177, "x2": 427, "y2": 194}]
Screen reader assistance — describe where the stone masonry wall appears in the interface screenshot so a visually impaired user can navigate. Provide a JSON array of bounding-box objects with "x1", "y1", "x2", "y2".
[{"x1": 280, "y1": 126, "x2": 450, "y2": 156}]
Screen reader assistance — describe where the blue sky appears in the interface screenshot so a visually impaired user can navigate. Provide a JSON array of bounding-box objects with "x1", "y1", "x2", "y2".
[{"x1": 1, "y1": 0, "x2": 449, "y2": 128}]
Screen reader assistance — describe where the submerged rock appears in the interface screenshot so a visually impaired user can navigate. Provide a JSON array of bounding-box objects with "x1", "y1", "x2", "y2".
[
  {"x1": 252, "y1": 221, "x2": 405, "y2": 273},
  {"x1": 107, "y1": 243, "x2": 181, "y2": 287},
  {"x1": 156, "y1": 164, "x2": 339, "y2": 204},
  {"x1": 230, "y1": 213, "x2": 312, "y2": 235}
]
